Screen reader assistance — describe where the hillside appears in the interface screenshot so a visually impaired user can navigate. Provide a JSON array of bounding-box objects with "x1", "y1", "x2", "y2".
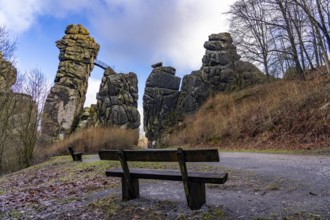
[{"x1": 169, "y1": 75, "x2": 330, "y2": 151}]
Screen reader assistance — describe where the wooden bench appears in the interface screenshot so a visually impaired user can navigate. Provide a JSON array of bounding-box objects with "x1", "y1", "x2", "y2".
[
  {"x1": 98, "y1": 148, "x2": 228, "y2": 210},
  {"x1": 68, "y1": 146, "x2": 83, "y2": 161}
]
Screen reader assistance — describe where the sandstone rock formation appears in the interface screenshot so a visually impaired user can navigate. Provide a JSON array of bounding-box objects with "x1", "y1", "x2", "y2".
[
  {"x1": 76, "y1": 104, "x2": 100, "y2": 130},
  {"x1": 143, "y1": 62, "x2": 181, "y2": 147},
  {"x1": 143, "y1": 33, "x2": 264, "y2": 147},
  {"x1": 177, "y1": 32, "x2": 264, "y2": 115},
  {"x1": 97, "y1": 67, "x2": 140, "y2": 129},
  {"x1": 0, "y1": 52, "x2": 16, "y2": 92},
  {"x1": 42, "y1": 24, "x2": 99, "y2": 142}
]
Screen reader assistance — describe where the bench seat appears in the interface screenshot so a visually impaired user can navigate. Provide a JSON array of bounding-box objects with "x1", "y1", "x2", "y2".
[{"x1": 106, "y1": 168, "x2": 228, "y2": 184}]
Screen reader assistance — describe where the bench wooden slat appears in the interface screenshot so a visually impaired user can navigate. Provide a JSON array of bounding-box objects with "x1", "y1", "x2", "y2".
[
  {"x1": 99, "y1": 149, "x2": 219, "y2": 162},
  {"x1": 106, "y1": 168, "x2": 228, "y2": 184}
]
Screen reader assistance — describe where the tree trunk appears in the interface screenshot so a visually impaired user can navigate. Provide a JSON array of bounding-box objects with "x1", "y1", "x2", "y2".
[{"x1": 277, "y1": 0, "x2": 304, "y2": 77}]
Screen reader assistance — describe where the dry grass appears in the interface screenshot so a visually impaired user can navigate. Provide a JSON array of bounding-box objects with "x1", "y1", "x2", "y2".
[
  {"x1": 137, "y1": 136, "x2": 148, "y2": 148},
  {"x1": 169, "y1": 76, "x2": 330, "y2": 150},
  {"x1": 35, "y1": 127, "x2": 139, "y2": 159}
]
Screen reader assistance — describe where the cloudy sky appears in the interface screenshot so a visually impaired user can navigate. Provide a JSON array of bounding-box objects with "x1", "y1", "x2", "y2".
[{"x1": 0, "y1": 0, "x2": 235, "y2": 122}]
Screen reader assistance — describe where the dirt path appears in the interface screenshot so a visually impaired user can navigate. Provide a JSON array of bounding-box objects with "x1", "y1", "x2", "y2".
[{"x1": 131, "y1": 152, "x2": 330, "y2": 219}]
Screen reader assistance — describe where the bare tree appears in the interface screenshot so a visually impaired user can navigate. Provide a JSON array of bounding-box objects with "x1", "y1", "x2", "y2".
[
  {"x1": 22, "y1": 69, "x2": 50, "y2": 116},
  {"x1": 0, "y1": 68, "x2": 50, "y2": 173},
  {"x1": 288, "y1": 2, "x2": 314, "y2": 70},
  {"x1": 14, "y1": 69, "x2": 50, "y2": 168},
  {"x1": 228, "y1": 0, "x2": 274, "y2": 77},
  {"x1": 272, "y1": 0, "x2": 304, "y2": 77},
  {"x1": 13, "y1": 69, "x2": 51, "y2": 125},
  {"x1": 0, "y1": 93, "x2": 17, "y2": 171},
  {"x1": 292, "y1": 0, "x2": 330, "y2": 74},
  {"x1": 0, "y1": 25, "x2": 16, "y2": 62},
  {"x1": 228, "y1": 0, "x2": 330, "y2": 77}
]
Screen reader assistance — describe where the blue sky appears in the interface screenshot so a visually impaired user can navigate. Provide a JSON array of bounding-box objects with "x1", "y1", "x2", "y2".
[{"x1": 0, "y1": 0, "x2": 235, "y2": 119}]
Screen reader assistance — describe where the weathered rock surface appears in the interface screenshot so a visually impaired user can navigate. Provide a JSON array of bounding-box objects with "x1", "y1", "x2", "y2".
[
  {"x1": 143, "y1": 64, "x2": 181, "y2": 147},
  {"x1": 177, "y1": 32, "x2": 264, "y2": 115},
  {"x1": 143, "y1": 33, "x2": 264, "y2": 147},
  {"x1": 76, "y1": 104, "x2": 100, "y2": 130},
  {"x1": 97, "y1": 68, "x2": 140, "y2": 129},
  {"x1": 0, "y1": 52, "x2": 16, "y2": 92},
  {"x1": 42, "y1": 24, "x2": 99, "y2": 142}
]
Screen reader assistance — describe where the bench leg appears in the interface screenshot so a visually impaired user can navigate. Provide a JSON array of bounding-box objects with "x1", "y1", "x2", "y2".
[
  {"x1": 122, "y1": 177, "x2": 139, "y2": 200},
  {"x1": 73, "y1": 154, "x2": 82, "y2": 161},
  {"x1": 187, "y1": 182, "x2": 206, "y2": 210}
]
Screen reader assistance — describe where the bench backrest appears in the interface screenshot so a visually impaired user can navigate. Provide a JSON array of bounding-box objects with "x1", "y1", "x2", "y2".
[{"x1": 98, "y1": 148, "x2": 219, "y2": 162}]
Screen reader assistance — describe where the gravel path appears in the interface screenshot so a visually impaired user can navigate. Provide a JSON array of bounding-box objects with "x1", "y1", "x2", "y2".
[
  {"x1": 220, "y1": 152, "x2": 330, "y2": 183},
  {"x1": 133, "y1": 152, "x2": 330, "y2": 219}
]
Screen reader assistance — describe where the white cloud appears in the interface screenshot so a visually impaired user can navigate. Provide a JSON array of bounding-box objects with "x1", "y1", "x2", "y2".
[
  {"x1": 0, "y1": 0, "x2": 93, "y2": 33},
  {"x1": 89, "y1": 0, "x2": 234, "y2": 74},
  {"x1": 84, "y1": 77, "x2": 100, "y2": 107},
  {"x1": 138, "y1": 106, "x2": 145, "y2": 136},
  {"x1": 0, "y1": 0, "x2": 42, "y2": 33},
  {"x1": 0, "y1": 0, "x2": 235, "y2": 73}
]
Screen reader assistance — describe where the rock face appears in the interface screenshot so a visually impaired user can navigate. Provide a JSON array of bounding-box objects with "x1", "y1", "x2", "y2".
[
  {"x1": 76, "y1": 104, "x2": 100, "y2": 130},
  {"x1": 42, "y1": 24, "x2": 99, "y2": 142},
  {"x1": 143, "y1": 63, "x2": 181, "y2": 147},
  {"x1": 143, "y1": 33, "x2": 264, "y2": 147},
  {"x1": 177, "y1": 32, "x2": 264, "y2": 115},
  {"x1": 97, "y1": 68, "x2": 140, "y2": 129},
  {"x1": 0, "y1": 52, "x2": 16, "y2": 92}
]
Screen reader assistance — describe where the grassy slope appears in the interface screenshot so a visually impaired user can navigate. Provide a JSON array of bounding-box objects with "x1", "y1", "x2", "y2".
[{"x1": 169, "y1": 77, "x2": 330, "y2": 151}]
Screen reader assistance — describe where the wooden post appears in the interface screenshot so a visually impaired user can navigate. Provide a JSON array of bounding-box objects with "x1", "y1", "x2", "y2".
[
  {"x1": 68, "y1": 146, "x2": 82, "y2": 161},
  {"x1": 74, "y1": 154, "x2": 82, "y2": 162},
  {"x1": 68, "y1": 147, "x2": 75, "y2": 161},
  {"x1": 118, "y1": 149, "x2": 137, "y2": 200},
  {"x1": 177, "y1": 148, "x2": 190, "y2": 205},
  {"x1": 188, "y1": 182, "x2": 206, "y2": 210},
  {"x1": 121, "y1": 177, "x2": 139, "y2": 200}
]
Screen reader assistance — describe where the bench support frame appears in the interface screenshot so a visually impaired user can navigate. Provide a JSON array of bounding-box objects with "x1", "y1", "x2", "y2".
[
  {"x1": 99, "y1": 148, "x2": 227, "y2": 210},
  {"x1": 188, "y1": 182, "x2": 206, "y2": 210},
  {"x1": 68, "y1": 147, "x2": 83, "y2": 162},
  {"x1": 122, "y1": 177, "x2": 139, "y2": 200}
]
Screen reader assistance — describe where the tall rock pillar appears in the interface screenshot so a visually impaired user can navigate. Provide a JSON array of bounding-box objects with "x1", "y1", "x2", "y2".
[
  {"x1": 143, "y1": 62, "x2": 181, "y2": 147},
  {"x1": 97, "y1": 67, "x2": 140, "y2": 129},
  {"x1": 176, "y1": 32, "x2": 264, "y2": 115},
  {"x1": 42, "y1": 24, "x2": 99, "y2": 142},
  {"x1": 0, "y1": 52, "x2": 16, "y2": 93}
]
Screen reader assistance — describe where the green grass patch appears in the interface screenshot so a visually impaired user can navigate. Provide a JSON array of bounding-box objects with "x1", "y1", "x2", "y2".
[
  {"x1": 265, "y1": 182, "x2": 281, "y2": 191},
  {"x1": 202, "y1": 207, "x2": 227, "y2": 220},
  {"x1": 9, "y1": 210, "x2": 22, "y2": 219}
]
